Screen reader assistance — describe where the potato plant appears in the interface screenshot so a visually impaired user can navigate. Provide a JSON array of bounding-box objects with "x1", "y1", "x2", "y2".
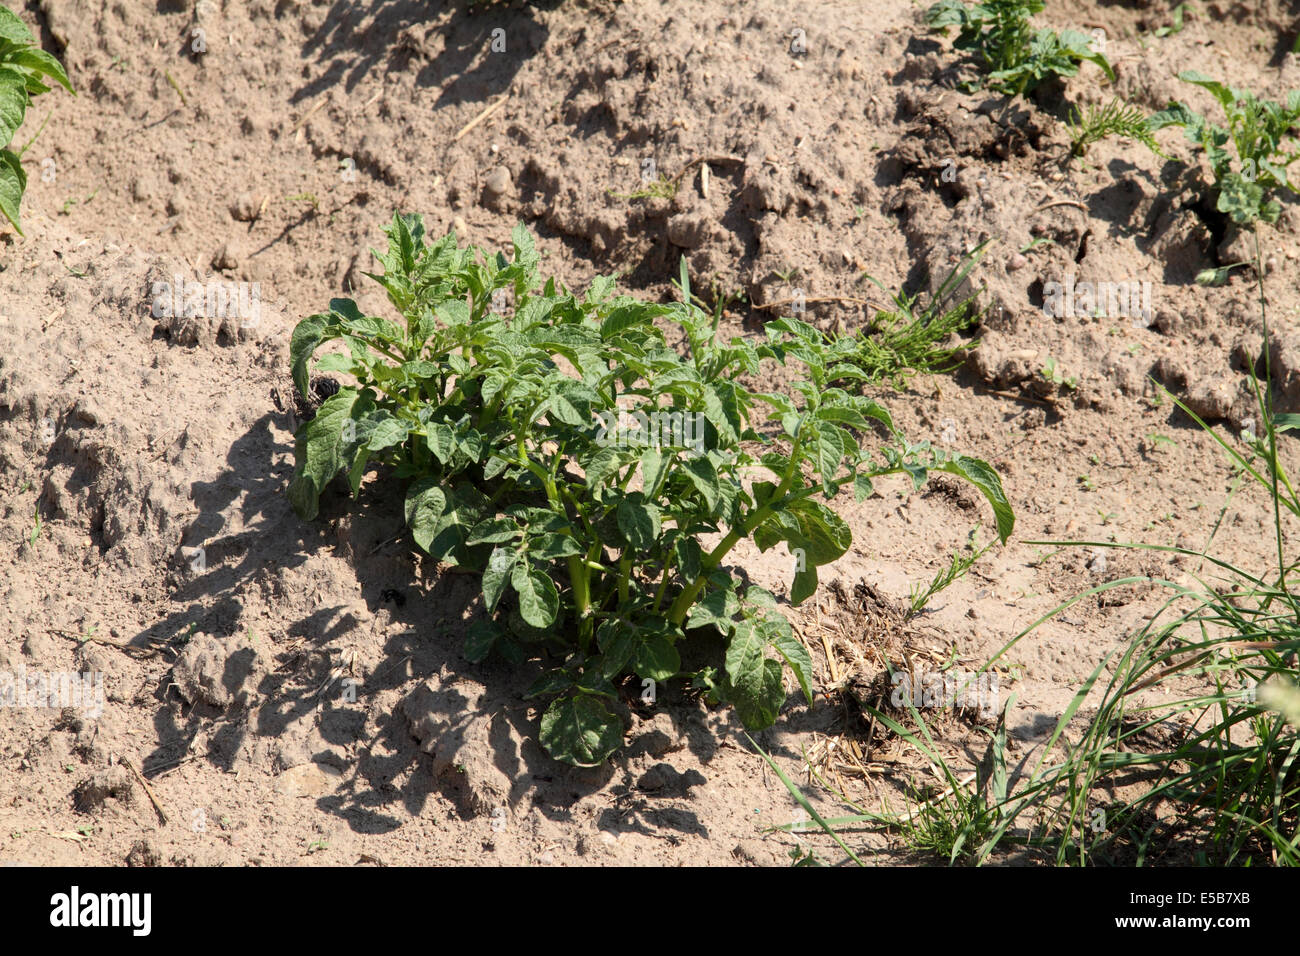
[
  {"x1": 0, "y1": 5, "x2": 73, "y2": 233},
  {"x1": 1148, "y1": 72, "x2": 1300, "y2": 225},
  {"x1": 925, "y1": 0, "x2": 1113, "y2": 98},
  {"x1": 288, "y1": 215, "x2": 1014, "y2": 765}
]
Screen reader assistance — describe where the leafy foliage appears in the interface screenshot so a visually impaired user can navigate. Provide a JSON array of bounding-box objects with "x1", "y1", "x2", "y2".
[
  {"x1": 925, "y1": 0, "x2": 1113, "y2": 98},
  {"x1": 287, "y1": 214, "x2": 1015, "y2": 765},
  {"x1": 1148, "y1": 72, "x2": 1300, "y2": 224},
  {"x1": 0, "y1": 5, "x2": 73, "y2": 234}
]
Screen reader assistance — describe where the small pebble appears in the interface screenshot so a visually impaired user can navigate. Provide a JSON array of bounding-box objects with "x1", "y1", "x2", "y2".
[
  {"x1": 483, "y1": 166, "x2": 512, "y2": 198},
  {"x1": 230, "y1": 192, "x2": 258, "y2": 222}
]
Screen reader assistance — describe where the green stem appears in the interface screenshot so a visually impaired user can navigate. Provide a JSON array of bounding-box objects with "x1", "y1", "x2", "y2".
[
  {"x1": 666, "y1": 435, "x2": 804, "y2": 625},
  {"x1": 569, "y1": 553, "x2": 593, "y2": 650},
  {"x1": 652, "y1": 548, "x2": 678, "y2": 611}
]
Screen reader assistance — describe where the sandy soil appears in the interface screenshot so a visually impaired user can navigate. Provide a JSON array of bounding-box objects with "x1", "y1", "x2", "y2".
[{"x1": 2, "y1": 0, "x2": 1299, "y2": 866}]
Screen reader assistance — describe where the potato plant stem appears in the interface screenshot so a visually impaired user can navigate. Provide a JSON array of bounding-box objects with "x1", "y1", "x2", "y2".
[{"x1": 666, "y1": 435, "x2": 803, "y2": 625}]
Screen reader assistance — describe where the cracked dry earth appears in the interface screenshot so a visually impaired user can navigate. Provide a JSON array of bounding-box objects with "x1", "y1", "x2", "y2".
[{"x1": 2, "y1": 0, "x2": 1300, "y2": 865}]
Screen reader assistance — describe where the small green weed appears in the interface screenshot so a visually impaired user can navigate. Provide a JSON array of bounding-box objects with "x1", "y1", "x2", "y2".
[{"x1": 1067, "y1": 97, "x2": 1165, "y2": 159}]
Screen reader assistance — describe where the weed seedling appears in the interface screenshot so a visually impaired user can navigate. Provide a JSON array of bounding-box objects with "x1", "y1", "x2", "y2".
[
  {"x1": 1019, "y1": 237, "x2": 1053, "y2": 254},
  {"x1": 1153, "y1": 2, "x2": 1195, "y2": 38},
  {"x1": 284, "y1": 192, "x2": 320, "y2": 211},
  {"x1": 1040, "y1": 357, "x2": 1077, "y2": 390},
  {"x1": 1067, "y1": 97, "x2": 1165, "y2": 159},
  {"x1": 1197, "y1": 261, "x2": 1252, "y2": 286},
  {"x1": 907, "y1": 527, "x2": 993, "y2": 619},
  {"x1": 828, "y1": 242, "x2": 989, "y2": 391},
  {"x1": 608, "y1": 174, "x2": 677, "y2": 202}
]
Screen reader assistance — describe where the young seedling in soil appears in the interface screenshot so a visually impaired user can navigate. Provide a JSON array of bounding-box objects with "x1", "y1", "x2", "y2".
[
  {"x1": 1039, "y1": 356, "x2": 1076, "y2": 391},
  {"x1": 1155, "y1": 2, "x2": 1195, "y2": 38},
  {"x1": 1196, "y1": 260, "x2": 1253, "y2": 285},
  {"x1": 1067, "y1": 97, "x2": 1165, "y2": 159},
  {"x1": 0, "y1": 5, "x2": 74, "y2": 233},
  {"x1": 925, "y1": 0, "x2": 1114, "y2": 98},
  {"x1": 826, "y1": 241, "x2": 990, "y2": 391},
  {"x1": 905, "y1": 525, "x2": 992, "y2": 619},
  {"x1": 1149, "y1": 72, "x2": 1300, "y2": 224},
  {"x1": 608, "y1": 174, "x2": 678, "y2": 202},
  {"x1": 287, "y1": 215, "x2": 1015, "y2": 765}
]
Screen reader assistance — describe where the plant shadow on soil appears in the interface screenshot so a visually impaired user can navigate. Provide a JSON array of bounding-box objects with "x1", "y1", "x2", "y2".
[
  {"x1": 130, "y1": 403, "x2": 806, "y2": 839},
  {"x1": 295, "y1": 0, "x2": 561, "y2": 106}
]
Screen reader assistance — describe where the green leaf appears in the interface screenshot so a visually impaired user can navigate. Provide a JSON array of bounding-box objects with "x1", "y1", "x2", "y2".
[
  {"x1": 575, "y1": 668, "x2": 619, "y2": 699},
  {"x1": 467, "y1": 518, "x2": 520, "y2": 546},
  {"x1": 510, "y1": 220, "x2": 540, "y2": 275},
  {"x1": 0, "y1": 69, "x2": 28, "y2": 146},
  {"x1": 640, "y1": 447, "x2": 669, "y2": 496},
  {"x1": 768, "y1": 621, "x2": 815, "y2": 705},
  {"x1": 511, "y1": 563, "x2": 560, "y2": 627},
  {"x1": 1177, "y1": 70, "x2": 1235, "y2": 110},
  {"x1": 524, "y1": 670, "x2": 576, "y2": 699},
  {"x1": 813, "y1": 425, "x2": 849, "y2": 480},
  {"x1": 1145, "y1": 102, "x2": 1198, "y2": 133},
  {"x1": 464, "y1": 619, "x2": 501, "y2": 663},
  {"x1": 312, "y1": 353, "x2": 353, "y2": 374},
  {"x1": 5, "y1": 47, "x2": 72, "y2": 94},
  {"x1": 755, "y1": 498, "x2": 852, "y2": 567},
  {"x1": 725, "y1": 622, "x2": 786, "y2": 730},
  {"x1": 404, "y1": 478, "x2": 448, "y2": 553},
  {"x1": 0, "y1": 7, "x2": 36, "y2": 45},
  {"x1": 633, "y1": 634, "x2": 680, "y2": 682},
  {"x1": 674, "y1": 536, "x2": 703, "y2": 582},
  {"x1": 932, "y1": 454, "x2": 1015, "y2": 544},
  {"x1": 424, "y1": 422, "x2": 457, "y2": 465},
  {"x1": 526, "y1": 531, "x2": 583, "y2": 560},
  {"x1": 426, "y1": 483, "x2": 492, "y2": 565},
  {"x1": 287, "y1": 388, "x2": 362, "y2": 521},
  {"x1": 0, "y1": 146, "x2": 24, "y2": 234},
  {"x1": 702, "y1": 380, "x2": 740, "y2": 444},
  {"x1": 601, "y1": 302, "x2": 660, "y2": 339},
  {"x1": 681, "y1": 455, "x2": 719, "y2": 510},
  {"x1": 290, "y1": 313, "x2": 332, "y2": 398},
  {"x1": 1217, "y1": 172, "x2": 1266, "y2": 224},
  {"x1": 482, "y1": 546, "x2": 516, "y2": 612},
  {"x1": 364, "y1": 413, "x2": 411, "y2": 452},
  {"x1": 686, "y1": 587, "x2": 739, "y2": 634},
  {"x1": 539, "y1": 695, "x2": 624, "y2": 766},
  {"x1": 790, "y1": 563, "x2": 818, "y2": 606},
  {"x1": 583, "y1": 445, "x2": 626, "y2": 491},
  {"x1": 616, "y1": 496, "x2": 661, "y2": 550},
  {"x1": 597, "y1": 619, "x2": 639, "y2": 679}
]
